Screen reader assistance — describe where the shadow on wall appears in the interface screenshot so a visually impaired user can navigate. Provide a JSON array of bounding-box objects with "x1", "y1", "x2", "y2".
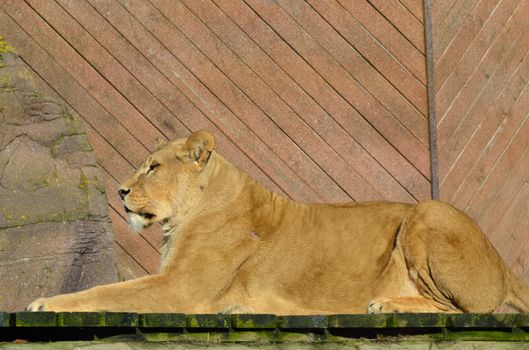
[{"x1": 0, "y1": 38, "x2": 117, "y2": 311}]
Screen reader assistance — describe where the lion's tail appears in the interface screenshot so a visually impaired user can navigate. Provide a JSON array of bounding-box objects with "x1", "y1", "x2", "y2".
[{"x1": 505, "y1": 270, "x2": 529, "y2": 312}]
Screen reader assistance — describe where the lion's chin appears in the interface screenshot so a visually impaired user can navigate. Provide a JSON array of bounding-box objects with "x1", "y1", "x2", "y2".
[{"x1": 128, "y1": 212, "x2": 153, "y2": 233}]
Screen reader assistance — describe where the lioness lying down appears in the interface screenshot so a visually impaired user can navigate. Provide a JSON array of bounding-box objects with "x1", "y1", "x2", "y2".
[{"x1": 28, "y1": 131, "x2": 529, "y2": 314}]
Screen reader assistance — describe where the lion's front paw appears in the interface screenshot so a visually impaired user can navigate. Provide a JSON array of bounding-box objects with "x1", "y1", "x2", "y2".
[
  {"x1": 367, "y1": 297, "x2": 401, "y2": 314},
  {"x1": 26, "y1": 298, "x2": 51, "y2": 312}
]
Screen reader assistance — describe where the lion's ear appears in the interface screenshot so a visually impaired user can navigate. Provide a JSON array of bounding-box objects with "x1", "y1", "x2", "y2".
[
  {"x1": 183, "y1": 131, "x2": 215, "y2": 167},
  {"x1": 155, "y1": 137, "x2": 168, "y2": 150}
]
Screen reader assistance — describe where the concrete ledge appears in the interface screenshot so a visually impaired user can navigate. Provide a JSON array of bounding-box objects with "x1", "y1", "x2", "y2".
[
  {"x1": 1, "y1": 312, "x2": 529, "y2": 345},
  {"x1": 2, "y1": 312, "x2": 529, "y2": 329}
]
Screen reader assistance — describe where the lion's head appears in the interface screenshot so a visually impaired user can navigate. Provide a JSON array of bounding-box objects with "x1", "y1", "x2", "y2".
[{"x1": 118, "y1": 131, "x2": 215, "y2": 232}]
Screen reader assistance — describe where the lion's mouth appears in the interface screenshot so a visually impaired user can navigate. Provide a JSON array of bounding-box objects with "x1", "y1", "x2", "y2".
[{"x1": 124, "y1": 206, "x2": 156, "y2": 220}]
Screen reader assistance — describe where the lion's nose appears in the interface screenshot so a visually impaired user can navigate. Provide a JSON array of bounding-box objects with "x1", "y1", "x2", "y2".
[{"x1": 118, "y1": 188, "x2": 130, "y2": 200}]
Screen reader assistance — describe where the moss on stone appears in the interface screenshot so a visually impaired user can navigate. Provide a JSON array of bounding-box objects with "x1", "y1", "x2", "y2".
[
  {"x1": 63, "y1": 108, "x2": 85, "y2": 135},
  {"x1": 78, "y1": 173, "x2": 90, "y2": 191},
  {"x1": 58, "y1": 312, "x2": 103, "y2": 327},
  {"x1": 27, "y1": 175, "x2": 51, "y2": 191},
  {"x1": 0, "y1": 312, "x2": 13, "y2": 327},
  {"x1": 2, "y1": 207, "x2": 14, "y2": 223},
  {"x1": 328, "y1": 314, "x2": 388, "y2": 328},
  {"x1": 0, "y1": 37, "x2": 15, "y2": 69},
  {"x1": 231, "y1": 314, "x2": 277, "y2": 329},
  {"x1": 0, "y1": 37, "x2": 15, "y2": 54},
  {"x1": 278, "y1": 315, "x2": 328, "y2": 329},
  {"x1": 388, "y1": 313, "x2": 447, "y2": 328},
  {"x1": 185, "y1": 314, "x2": 230, "y2": 329},
  {"x1": 140, "y1": 313, "x2": 186, "y2": 328},
  {"x1": 102, "y1": 313, "x2": 139, "y2": 327},
  {"x1": 15, "y1": 312, "x2": 57, "y2": 327},
  {"x1": 0, "y1": 73, "x2": 13, "y2": 92}
]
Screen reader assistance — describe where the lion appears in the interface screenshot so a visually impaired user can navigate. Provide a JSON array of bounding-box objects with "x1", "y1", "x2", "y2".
[{"x1": 27, "y1": 131, "x2": 529, "y2": 314}]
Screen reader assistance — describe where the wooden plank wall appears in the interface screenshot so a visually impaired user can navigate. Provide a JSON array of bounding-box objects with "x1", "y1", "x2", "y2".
[
  {"x1": 433, "y1": 0, "x2": 529, "y2": 283},
  {"x1": 0, "y1": 0, "x2": 430, "y2": 279}
]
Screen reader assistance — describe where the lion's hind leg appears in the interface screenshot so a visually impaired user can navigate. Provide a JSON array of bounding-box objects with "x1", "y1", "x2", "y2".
[
  {"x1": 367, "y1": 296, "x2": 460, "y2": 314},
  {"x1": 400, "y1": 200, "x2": 509, "y2": 313}
]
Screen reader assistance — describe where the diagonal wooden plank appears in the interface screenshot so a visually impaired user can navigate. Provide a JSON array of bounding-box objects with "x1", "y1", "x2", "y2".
[
  {"x1": 213, "y1": 0, "x2": 431, "y2": 199},
  {"x1": 366, "y1": 0, "x2": 425, "y2": 53},
  {"x1": 278, "y1": 0, "x2": 427, "y2": 118},
  {"x1": 443, "y1": 51, "x2": 529, "y2": 207},
  {"x1": 119, "y1": 0, "x2": 347, "y2": 202},
  {"x1": 435, "y1": 0, "x2": 521, "y2": 116},
  {"x1": 153, "y1": 0, "x2": 382, "y2": 202},
  {"x1": 96, "y1": 1, "x2": 323, "y2": 201},
  {"x1": 109, "y1": 209, "x2": 161, "y2": 274},
  {"x1": 398, "y1": 0, "x2": 424, "y2": 23},
  {"x1": 440, "y1": 25, "x2": 529, "y2": 204},
  {"x1": 182, "y1": 0, "x2": 416, "y2": 202},
  {"x1": 435, "y1": 0, "x2": 501, "y2": 92},
  {"x1": 432, "y1": 0, "x2": 458, "y2": 29},
  {"x1": 464, "y1": 110, "x2": 529, "y2": 227},
  {"x1": 438, "y1": 5, "x2": 529, "y2": 177},
  {"x1": 433, "y1": 0, "x2": 482, "y2": 61},
  {"x1": 86, "y1": 0, "x2": 321, "y2": 202},
  {"x1": 308, "y1": 0, "x2": 427, "y2": 108},
  {"x1": 114, "y1": 242, "x2": 149, "y2": 281},
  {"x1": 53, "y1": 0, "x2": 286, "y2": 198},
  {"x1": 490, "y1": 182, "x2": 529, "y2": 252},
  {"x1": 244, "y1": 0, "x2": 430, "y2": 176},
  {"x1": 336, "y1": 0, "x2": 426, "y2": 80}
]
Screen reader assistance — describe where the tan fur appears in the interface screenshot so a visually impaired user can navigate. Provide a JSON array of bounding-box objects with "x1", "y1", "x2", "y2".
[{"x1": 27, "y1": 131, "x2": 529, "y2": 314}]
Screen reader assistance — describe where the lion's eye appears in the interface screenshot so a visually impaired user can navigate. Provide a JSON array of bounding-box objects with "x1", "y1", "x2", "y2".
[{"x1": 147, "y1": 162, "x2": 160, "y2": 174}]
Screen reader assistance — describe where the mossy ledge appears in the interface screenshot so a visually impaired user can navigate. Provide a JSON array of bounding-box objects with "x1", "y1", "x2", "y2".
[{"x1": 1, "y1": 312, "x2": 529, "y2": 344}]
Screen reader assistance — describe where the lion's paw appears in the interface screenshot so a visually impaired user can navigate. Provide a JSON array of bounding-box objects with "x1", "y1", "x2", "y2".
[
  {"x1": 367, "y1": 297, "x2": 401, "y2": 314},
  {"x1": 26, "y1": 298, "x2": 51, "y2": 312}
]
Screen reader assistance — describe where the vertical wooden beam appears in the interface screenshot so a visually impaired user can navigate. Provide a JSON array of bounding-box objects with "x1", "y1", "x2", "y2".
[{"x1": 423, "y1": 0, "x2": 440, "y2": 200}]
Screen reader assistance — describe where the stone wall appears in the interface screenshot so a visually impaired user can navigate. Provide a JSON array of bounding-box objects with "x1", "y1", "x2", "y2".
[{"x1": 0, "y1": 38, "x2": 117, "y2": 311}]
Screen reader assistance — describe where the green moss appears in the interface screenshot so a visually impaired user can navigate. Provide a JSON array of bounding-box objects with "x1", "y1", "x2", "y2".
[
  {"x1": 328, "y1": 314, "x2": 388, "y2": 328},
  {"x1": 447, "y1": 313, "x2": 529, "y2": 328},
  {"x1": 185, "y1": 314, "x2": 230, "y2": 329},
  {"x1": 232, "y1": 314, "x2": 277, "y2": 329},
  {"x1": 0, "y1": 312, "x2": 13, "y2": 327},
  {"x1": 388, "y1": 313, "x2": 447, "y2": 328},
  {"x1": 0, "y1": 36, "x2": 15, "y2": 54},
  {"x1": 16, "y1": 69, "x2": 34, "y2": 82},
  {"x1": 278, "y1": 315, "x2": 328, "y2": 329},
  {"x1": 59, "y1": 312, "x2": 103, "y2": 327},
  {"x1": 79, "y1": 173, "x2": 90, "y2": 191},
  {"x1": 27, "y1": 175, "x2": 51, "y2": 190},
  {"x1": 2, "y1": 207, "x2": 14, "y2": 222},
  {"x1": 0, "y1": 73, "x2": 13, "y2": 92},
  {"x1": 140, "y1": 313, "x2": 186, "y2": 328},
  {"x1": 0, "y1": 36, "x2": 15, "y2": 69},
  {"x1": 102, "y1": 313, "x2": 139, "y2": 327},
  {"x1": 53, "y1": 134, "x2": 65, "y2": 147},
  {"x1": 15, "y1": 312, "x2": 57, "y2": 327},
  {"x1": 63, "y1": 108, "x2": 85, "y2": 135}
]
